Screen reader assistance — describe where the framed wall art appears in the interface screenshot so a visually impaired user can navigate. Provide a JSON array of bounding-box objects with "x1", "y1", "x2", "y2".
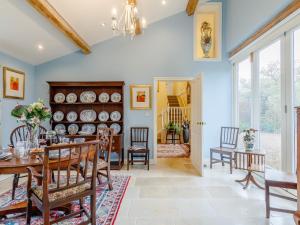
[
  {"x1": 130, "y1": 85, "x2": 152, "y2": 110},
  {"x1": 194, "y1": 2, "x2": 222, "y2": 61},
  {"x1": 3, "y1": 67, "x2": 25, "y2": 99}
]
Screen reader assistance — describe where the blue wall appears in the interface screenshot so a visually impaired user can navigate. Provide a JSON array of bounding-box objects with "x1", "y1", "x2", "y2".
[
  {"x1": 225, "y1": 0, "x2": 293, "y2": 52},
  {"x1": 0, "y1": 52, "x2": 36, "y2": 147},
  {"x1": 35, "y1": 11, "x2": 232, "y2": 159}
]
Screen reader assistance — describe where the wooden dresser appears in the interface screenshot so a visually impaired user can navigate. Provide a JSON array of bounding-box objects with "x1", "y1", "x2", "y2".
[{"x1": 48, "y1": 81, "x2": 125, "y2": 169}]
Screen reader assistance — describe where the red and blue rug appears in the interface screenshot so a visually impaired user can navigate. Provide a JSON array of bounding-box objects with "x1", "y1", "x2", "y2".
[{"x1": 0, "y1": 175, "x2": 130, "y2": 225}]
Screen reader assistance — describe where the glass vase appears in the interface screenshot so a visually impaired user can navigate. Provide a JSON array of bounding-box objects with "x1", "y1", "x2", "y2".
[{"x1": 26, "y1": 125, "x2": 39, "y2": 151}]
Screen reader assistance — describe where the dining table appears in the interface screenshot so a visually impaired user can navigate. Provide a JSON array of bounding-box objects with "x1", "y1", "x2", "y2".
[{"x1": 0, "y1": 148, "x2": 77, "y2": 218}]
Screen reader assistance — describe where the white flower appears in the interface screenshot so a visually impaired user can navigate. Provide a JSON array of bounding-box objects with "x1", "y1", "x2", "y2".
[
  {"x1": 31, "y1": 101, "x2": 44, "y2": 110},
  {"x1": 27, "y1": 106, "x2": 33, "y2": 113}
]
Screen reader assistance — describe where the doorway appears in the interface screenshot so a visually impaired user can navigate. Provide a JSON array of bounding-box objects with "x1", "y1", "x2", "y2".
[{"x1": 153, "y1": 76, "x2": 204, "y2": 175}]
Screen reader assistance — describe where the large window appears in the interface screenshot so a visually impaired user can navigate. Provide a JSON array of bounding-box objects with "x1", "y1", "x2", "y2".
[
  {"x1": 259, "y1": 40, "x2": 282, "y2": 170},
  {"x1": 238, "y1": 58, "x2": 252, "y2": 131}
]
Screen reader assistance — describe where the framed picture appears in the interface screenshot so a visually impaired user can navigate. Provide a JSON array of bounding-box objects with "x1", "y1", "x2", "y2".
[
  {"x1": 130, "y1": 85, "x2": 152, "y2": 110},
  {"x1": 3, "y1": 67, "x2": 25, "y2": 99},
  {"x1": 194, "y1": 2, "x2": 222, "y2": 61}
]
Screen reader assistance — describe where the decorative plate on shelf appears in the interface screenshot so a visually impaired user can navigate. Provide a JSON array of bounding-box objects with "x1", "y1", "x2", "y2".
[
  {"x1": 68, "y1": 124, "x2": 79, "y2": 135},
  {"x1": 54, "y1": 93, "x2": 65, "y2": 103},
  {"x1": 110, "y1": 123, "x2": 121, "y2": 134},
  {"x1": 66, "y1": 111, "x2": 78, "y2": 122},
  {"x1": 97, "y1": 123, "x2": 108, "y2": 130},
  {"x1": 66, "y1": 93, "x2": 77, "y2": 103},
  {"x1": 80, "y1": 91, "x2": 96, "y2": 103},
  {"x1": 98, "y1": 111, "x2": 109, "y2": 122},
  {"x1": 111, "y1": 92, "x2": 121, "y2": 102},
  {"x1": 80, "y1": 110, "x2": 97, "y2": 122},
  {"x1": 99, "y1": 92, "x2": 110, "y2": 103},
  {"x1": 54, "y1": 124, "x2": 66, "y2": 133},
  {"x1": 53, "y1": 111, "x2": 64, "y2": 122},
  {"x1": 110, "y1": 111, "x2": 121, "y2": 121},
  {"x1": 81, "y1": 124, "x2": 96, "y2": 135}
]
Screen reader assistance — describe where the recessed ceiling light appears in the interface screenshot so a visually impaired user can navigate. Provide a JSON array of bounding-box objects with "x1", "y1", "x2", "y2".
[
  {"x1": 162, "y1": 0, "x2": 167, "y2": 5},
  {"x1": 37, "y1": 44, "x2": 44, "y2": 51},
  {"x1": 101, "y1": 22, "x2": 106, "y2": 27}
]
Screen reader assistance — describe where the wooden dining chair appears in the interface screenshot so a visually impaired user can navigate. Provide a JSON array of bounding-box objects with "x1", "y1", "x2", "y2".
[
  {"x1": 10, "y1": 125, "x2": 47, "y2": 200},
  {"x1": 210, "y1": 126, "x2": 239, "y2": 174},
  {"x1": 127, "y1": 127, "x2": 150, "y2": 170},
  {"x1": 26, "y1": 140, "x2": 100, "y2": 225},
  {"x1": 96, "y1": 128, "x2": 114, "y2": 190}
]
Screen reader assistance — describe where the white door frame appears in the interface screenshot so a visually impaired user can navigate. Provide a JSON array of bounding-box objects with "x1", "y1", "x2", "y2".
[{"x1": 153, "y1": 76, "x2": 195, "y2": 164}]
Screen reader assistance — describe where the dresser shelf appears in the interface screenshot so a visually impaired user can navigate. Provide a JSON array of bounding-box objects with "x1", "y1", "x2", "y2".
[{"x1": 48, "y1": 81, "x2": 125, "y2": 170}]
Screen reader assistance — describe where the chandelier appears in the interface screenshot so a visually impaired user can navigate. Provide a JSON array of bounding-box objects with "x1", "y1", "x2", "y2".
[{"x1": 111, "y1": 0, "x2": 146, "y2": 38}]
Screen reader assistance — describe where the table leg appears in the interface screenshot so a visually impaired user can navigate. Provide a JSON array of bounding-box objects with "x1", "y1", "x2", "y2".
[{"x1": 236, "y1": 171, "x2": 264, "y2": 190}]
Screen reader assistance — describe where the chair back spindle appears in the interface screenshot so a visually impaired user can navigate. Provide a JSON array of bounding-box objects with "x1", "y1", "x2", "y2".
[
  {"x1": 10, "y1": 125, "x2": 47, "y2": 147},
  {"x1": 42, "y1": 141, "x2": 100, "y2": 203},
  {"x1": 220, "y1": 127, "x2": 239, "y2": 149},
  {"x1": 130, "y1": 127, "x2": 149, "y2": 149}
]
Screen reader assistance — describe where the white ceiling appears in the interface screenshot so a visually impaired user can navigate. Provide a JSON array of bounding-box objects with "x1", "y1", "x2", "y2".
[{"x1": 0, "y1": 0, "x2": 191, "y2": 65}]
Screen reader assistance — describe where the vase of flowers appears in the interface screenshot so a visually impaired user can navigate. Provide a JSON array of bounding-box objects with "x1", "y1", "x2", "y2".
[
  {"x1": 243, "y1": 128, "x2": 257, "y2": 151},
  {"x1": 11, "y1": 100, "x2": 51, "y2": 150}
]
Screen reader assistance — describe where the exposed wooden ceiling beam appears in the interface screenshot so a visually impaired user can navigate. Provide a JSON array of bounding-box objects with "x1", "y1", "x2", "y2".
[
  {"x1": 229, "y1": 0, "x2": 300, "y2": 58},
  {"x1": 186, "y1": 0, "x2": 199, "y2": 16},
  {"x1": 27, "y1": 0, "x2": 91, "y2": 54}
]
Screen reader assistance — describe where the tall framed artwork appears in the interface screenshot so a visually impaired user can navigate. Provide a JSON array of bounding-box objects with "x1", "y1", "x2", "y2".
[
  {"x1": 3, "y1": 67, "x2": 25, "y2": 99},
  {"x1": 130, "y1": 85, "x2": 152, "y2": 110},
  {"x1": 194, "y1": 2, "x2": 222, "y2": 61}
]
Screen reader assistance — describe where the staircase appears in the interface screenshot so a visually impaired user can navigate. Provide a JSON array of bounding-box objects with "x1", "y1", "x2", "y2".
[
  {"x1": 167, "y1": 96, "x2": 180, "y2": 107},
  {"x1": 167, "y1": 96, "x2": 182, "y2": 123}
]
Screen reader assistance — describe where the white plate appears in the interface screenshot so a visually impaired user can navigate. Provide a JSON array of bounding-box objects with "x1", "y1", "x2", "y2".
[
  {"x1": 110, "y1": 111, "x2": 121, "y2": 121},
  {"x1": 68, "y1": 124, "x2": 79, "y2": 135},
  {"x1": 81, "y1": 124, "x2": 96, "y2": 134},
  {"x1": 54, "y1": 93, "x2": 65, "y2": 103},
  {"x1": 99, "y1": 92, "x2": 110, "y2": 103},
  {"x1": 66, "y1": 93, "x2": 77, "y2": 103},
  {"x1": 80, "y1": 110, "x2": 97, "y2": 122},
  {"x1": 54, "y1": 124, "x2": 66, "y2": 133},
  {"x1": 66, "y1": 111, "x2": 78, "y2": 122},
  {"x1": 53, "y1": 111, "x2": 64, "y2": 122},
  {"x1": 80, "y1": 91, "x2": 96, "y2": 103},
  {"x1": 98, "y1": 111, "x2": 109, "y2": 122},
  {"x1": 110, "y1": 123, "x2": 121, "y2": 134},
  {"x1": 97, "y1": 123, "x2": 108, "y2": 131},
  {"x1": 111, "y1": 93, "x2": 121, "y2": 102}
]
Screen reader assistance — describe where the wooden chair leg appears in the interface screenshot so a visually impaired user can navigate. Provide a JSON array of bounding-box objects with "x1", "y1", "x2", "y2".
[
  {"x1": 79, "y1": 198, "x2": 84, "y2": 216},
  {"x1": 12, "y1": 174, "x2": 19, "y2": 200},
  {"x1": 127, "y1": 152, "x2": 130, "y2": 170},
  {"x1": 265, "y1": 182, "x2": 270, "y2": 218},
  {"x1": 147, "y1": 151, "x2": 150, "y2": 171},
  {"x1": 43, "y1": 208, "x2": 50, "y2": 225},
  {"x1": 221, "y1": 154, "x2": 225, "y2": 166},
  {"x1": 210, "y1": 150, "x2": 213, "y2": 169},
  {"x1": 144, "y1": 153, "x2": 147, "y2": 165},
  {"x1": 97, "y1": 173, "x2": 102, "y2": 185},
  {"x1": 229, "y1": 154, "x2": 233, "y2": 174},
  {"x1": 107, "y1": 167, "x2": 113, "y2": 191},
  {"x1": 131, "y1": 153, "x2": 134, "y2": 165},
  {"x1": 90, "y1": 194, "x2": 96, "y2": 225},
  {"x1": 26, "y1": 197, "x2": 32, "y2": 225}
]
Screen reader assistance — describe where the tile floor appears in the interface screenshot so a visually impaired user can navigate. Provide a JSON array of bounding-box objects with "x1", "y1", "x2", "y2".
[
  {"x1": 113, "y1": 158, "x2": 296, "y2": 225},
  {"x1": 0, "y1": 158, "x2": 296, "y2": 225}
]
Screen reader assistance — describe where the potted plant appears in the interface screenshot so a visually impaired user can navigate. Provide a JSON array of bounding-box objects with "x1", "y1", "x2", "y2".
[
  {"x1": 243, "y1": 128, "x2": 257, "y2": 151},
  {"x1": 165, "y1": 122, "x2": 181, "y2": 135},
  {"x1": 11, "y1": 99, "x2": 51, "y2": 149}
]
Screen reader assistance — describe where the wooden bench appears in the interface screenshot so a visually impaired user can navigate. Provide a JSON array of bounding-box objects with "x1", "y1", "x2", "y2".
[{"x1": 265, "y1": 169, "x2": 297, "y2": 218}]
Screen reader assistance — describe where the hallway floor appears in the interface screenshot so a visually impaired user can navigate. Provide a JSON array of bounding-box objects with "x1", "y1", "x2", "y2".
[{"x1": 157, "y1": 144, "x2": 190, "y2": 158}]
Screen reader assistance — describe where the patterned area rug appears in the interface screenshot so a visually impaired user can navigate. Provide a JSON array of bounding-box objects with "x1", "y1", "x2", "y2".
[
  {"x1": 0, "y1": 175, "x2": 130, "y2": 225},
  {"x1": 157, "y1": 144, "x2": 190, "y2": 158}
]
